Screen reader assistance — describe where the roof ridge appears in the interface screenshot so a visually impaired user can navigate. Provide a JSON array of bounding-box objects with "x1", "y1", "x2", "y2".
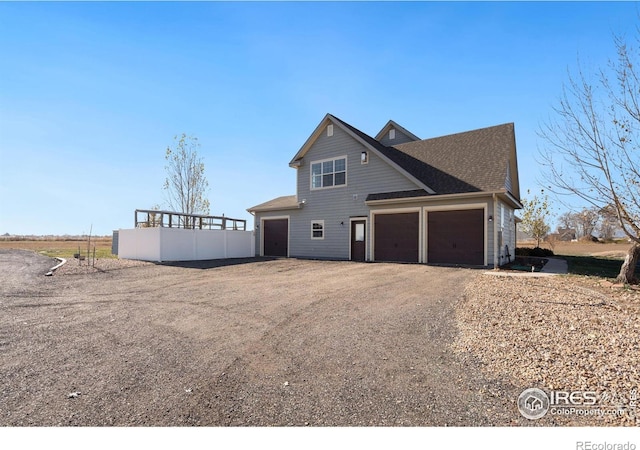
[{"x1": 396, "y1": 122, "x2": 514, "y2": 148}]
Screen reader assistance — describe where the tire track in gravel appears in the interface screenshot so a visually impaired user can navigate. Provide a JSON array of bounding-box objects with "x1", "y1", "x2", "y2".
[
  {"x1": 1, "y1": 252, "x2": 520, "y2": 426},
  {"x1": 190, "y1": 266, "x2": 517, "y2": 426}
]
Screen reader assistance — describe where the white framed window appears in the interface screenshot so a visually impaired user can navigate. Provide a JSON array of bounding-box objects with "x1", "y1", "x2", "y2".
[
  {"x1": 327, "y1": 124, "x2": 334, "y2": 137},
  {"x1": 311, "y1": 220, "x2": 324, "y2": 239},
  {"x1": 311, "y1": 156, "x2": 347, "y2": 190},
  {"x1": 389, "y1": 128, "x2": 396, "y2": 140}
]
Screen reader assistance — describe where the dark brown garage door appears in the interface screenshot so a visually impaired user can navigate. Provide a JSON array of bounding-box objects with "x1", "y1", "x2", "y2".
[
  {"x1": 263, "y1": 218, "x2": 288, "y2": 257},
  {"x1": 428, "y1": 209, "x2": 484, "y2": 265},
  {"x1": 374, "y1": 212, "x2": 419, "y2": 263}
]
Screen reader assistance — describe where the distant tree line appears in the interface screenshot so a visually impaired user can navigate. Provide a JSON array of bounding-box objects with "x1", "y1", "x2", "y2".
[{"x1": 557, "y1": 205, "x2": 622, "y2": 241}]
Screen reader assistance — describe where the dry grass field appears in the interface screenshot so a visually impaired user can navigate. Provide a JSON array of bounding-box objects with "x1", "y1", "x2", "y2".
[
  {"x1": 517, "y1": 240, "x2": 633, "y2": 259},
  {"x1": 0, "y1": 237, "x2": 631, "y2": 261},
  {"x1": 0, "y1": 237, "x2": 113, "y2": 259},
  {"x1": 518, "y1": 240, "x2": 636, "y2": 280}
]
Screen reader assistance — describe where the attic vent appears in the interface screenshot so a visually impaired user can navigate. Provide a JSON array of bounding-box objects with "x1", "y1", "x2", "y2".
[
  {"x1": 327, "y1": 124, "x2": 334, "y2": 137},
  {"x1": 389, "y1": 129, "x2": 395, "y2": 140}
]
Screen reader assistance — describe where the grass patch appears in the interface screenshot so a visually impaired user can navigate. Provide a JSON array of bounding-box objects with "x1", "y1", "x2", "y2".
[
  {"x1": 39, "y1": 247, "x2": 115, "y2": 260},
  {"x1": 0, "y1": 239, "x2": 116, "y2": 260},
  {"x1": 562, "y1": 255, "x2": 633, "y2": 279}
]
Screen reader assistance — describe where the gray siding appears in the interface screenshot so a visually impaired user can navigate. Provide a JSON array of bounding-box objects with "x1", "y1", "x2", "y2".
[
  {"x1": 252, "y1": 121, "x2": 505, "y2": 267},
  {"x1": 256, "y1": 125, "x2": 419, "y2": 260},
  {"x1": 505, "y1": 162, "x2": 513, "y2": 194},
  {"x1": 290, "y1": 125, "x2": 420, "y2": 259},
  {"x1": 379, "y1": 128, "x2": 417, "y2": 146},
  {"x1": 496, "y1": 200, "x2": 516, "y2": 264}
]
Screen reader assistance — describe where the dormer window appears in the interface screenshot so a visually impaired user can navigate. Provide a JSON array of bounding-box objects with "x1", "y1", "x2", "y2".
[
  {"x1": 311, "y1": 156, "x2": 347, "y2": 189},
  {"x1": 389, "y1": 128, "x2": 396, "y2": 140}
]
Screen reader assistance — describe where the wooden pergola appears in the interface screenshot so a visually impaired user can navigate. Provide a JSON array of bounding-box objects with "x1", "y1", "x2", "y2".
[{"x1": 134, "y1": 209, "x2": 247, "y2": 231}]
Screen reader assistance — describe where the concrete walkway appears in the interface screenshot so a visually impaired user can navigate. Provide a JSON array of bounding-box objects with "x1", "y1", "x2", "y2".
[{"x1": 484, "y1": 257, "x2": 568, "y2": 278}]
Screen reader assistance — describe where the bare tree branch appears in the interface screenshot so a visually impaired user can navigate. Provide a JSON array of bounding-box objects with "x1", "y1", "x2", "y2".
[
  {"x1": 163, "y1": 134, "x2": 210, "y2": 228},
  {"x1": 538, "y1": 32, "x2": 640, "y2": 283}
]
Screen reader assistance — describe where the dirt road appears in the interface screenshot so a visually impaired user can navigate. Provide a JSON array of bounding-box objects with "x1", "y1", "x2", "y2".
[{"x1": 0, "y1": 250, "x2": 518, "y2": 426}]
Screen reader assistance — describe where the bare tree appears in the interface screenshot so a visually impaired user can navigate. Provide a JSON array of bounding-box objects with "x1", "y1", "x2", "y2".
[
  {"x1": 574, "y1": 207, "x2": 599, "y2": 240},
  {"x1": 558, "y1": 211, "x2": 576, "y2": 230},
  {"x1": 163, "y1": 134, "x2": 210, "y2": 229},
  {"x1": 520, "y1": 190, "x2": 552, "y2": 248},
  {"x1": 598, "y1": 204, "x2": 621, "y2": 240},
  {"x1": 539, "y1": 33, "x2": 640, "y2": 284}
]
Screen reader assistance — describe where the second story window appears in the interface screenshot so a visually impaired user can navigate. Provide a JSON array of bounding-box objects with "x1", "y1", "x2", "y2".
[{"x1": 311, "y1": 157, "x2": 346, "y2": 189}]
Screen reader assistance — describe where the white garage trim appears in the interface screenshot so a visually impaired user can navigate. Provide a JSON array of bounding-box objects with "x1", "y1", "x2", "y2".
[
  {"x1": 370, "y1": 207, "x2": 423, "y2": 263},
  {"x1": 259, "y1": 215, "x2": 290, "y2": 257},
  {"x1": 423, "y1": 203, "x2": 488, "y2": 266}
]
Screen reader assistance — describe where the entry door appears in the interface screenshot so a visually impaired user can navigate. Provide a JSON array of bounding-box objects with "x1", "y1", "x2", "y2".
[
  {"x1": 350, "y1": 220, "x2": 366, "y2": 261},
  {"x1": 263, "y1": 218, "x2": 288, "y2": 257}
]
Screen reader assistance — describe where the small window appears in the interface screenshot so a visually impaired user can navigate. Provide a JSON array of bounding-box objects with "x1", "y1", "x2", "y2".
[
  {"x1": 354, "y1": 223, "x2": 365, "y2": 242},
  {"x1": 389, "y1": 129, "x2": 396, "y2": 140},
  {"x1": 327, "y1": 124, "x2": 334, "y2": 137},
  {"x1": 311, "y1": 220, "x2": 324, "y2": 239}
]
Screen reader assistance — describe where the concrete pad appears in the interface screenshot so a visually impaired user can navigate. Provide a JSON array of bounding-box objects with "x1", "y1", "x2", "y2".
[{"x1": 484, "y1": 257, "x2": 568, "y2": 278}]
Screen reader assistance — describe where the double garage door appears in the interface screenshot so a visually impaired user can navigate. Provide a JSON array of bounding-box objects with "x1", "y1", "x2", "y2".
[{"x1": 374, "y1": 209, "x2": 484, "y2": 265}]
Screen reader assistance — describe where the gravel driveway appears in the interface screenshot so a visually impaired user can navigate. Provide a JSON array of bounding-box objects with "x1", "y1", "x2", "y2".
[{"x1": 0, "y1": 250, "x2": 517, "y2": 426}]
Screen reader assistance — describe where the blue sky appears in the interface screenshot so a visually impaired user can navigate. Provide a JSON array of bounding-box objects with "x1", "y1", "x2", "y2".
[{"x1": 0, "y1": 1, "x2": 637, "y2": 236}]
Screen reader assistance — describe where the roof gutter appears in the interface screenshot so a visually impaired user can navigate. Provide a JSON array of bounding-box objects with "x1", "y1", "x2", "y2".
[
  {"x1": 365, "y1": 190, "x2": 499, "y2": 206},
  {"x1": 246, "y1": 204, "x2": 303, "y2": 214},
  {"x1": 365, "y1": 189, "x2": 523, "y2": 207}
]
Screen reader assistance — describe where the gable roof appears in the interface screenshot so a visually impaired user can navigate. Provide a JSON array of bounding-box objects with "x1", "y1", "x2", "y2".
[
  {"x1": 289, "y1": 114, "x2": 436, "y2": 194},
  {"x1": 374, "y1": 120, "x2": 420, "y2": 142},
  {"x1": 392, "y1": 123, "x2": 520, "y2": 198},
  {"x1": 288, "y1": 114, "x2": 520, "y2": 201}
]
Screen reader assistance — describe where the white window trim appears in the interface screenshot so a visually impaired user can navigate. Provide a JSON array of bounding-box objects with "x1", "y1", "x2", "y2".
[
  {"x1": 311, "y1": 220, "x2": 325, "y2": 240},
  {"x1": 309, "y1": 155, "x2": 348, "y2": 191}
]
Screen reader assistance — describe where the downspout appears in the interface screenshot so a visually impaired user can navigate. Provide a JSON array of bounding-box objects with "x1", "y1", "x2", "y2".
[{"x1": 493, "y1": 193, "x2": 498, "y2": 269}]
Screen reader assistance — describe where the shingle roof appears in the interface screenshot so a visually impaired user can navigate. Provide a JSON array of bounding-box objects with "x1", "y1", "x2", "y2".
[
  {"x1": 247, "y1": 195, "x2": 299, "y2": 212},
  {"x1": 333, "y1": 116, "x2": 516, "y2": 196},
  {"x1": 251, "y1": 116, "x2": 519, "y2": 212},
  {"x1": 392, "y1": 123, "x2": 516, "y2": 195},
  {"x1": 366, "y1": 189, "x2": 430, "y2": 202}
]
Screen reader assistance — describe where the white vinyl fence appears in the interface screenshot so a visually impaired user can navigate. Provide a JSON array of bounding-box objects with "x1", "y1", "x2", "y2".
[{"x1": 117, "y1": 227, "x2": 255, "y2": 262}]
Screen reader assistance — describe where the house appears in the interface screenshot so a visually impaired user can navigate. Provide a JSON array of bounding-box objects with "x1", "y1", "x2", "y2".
[
  {"x1": 524, "y1": 395, "x2": 544, "y2": 412},
  {"x1": 547, "y1": 227, "x2": 577, "y2": 242},
  {"x1": 247, "y1": 114, "x2": 521, "y2": 267}
]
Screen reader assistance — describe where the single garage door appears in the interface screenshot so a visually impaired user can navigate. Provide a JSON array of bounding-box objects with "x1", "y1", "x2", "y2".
[
  {"x1": 374, "y1": 212, "x2": 419, "y2": 263},
  {"x1": 263, "y1": 218, "x2": 288, "y2": 257},
  {"x1": 427, "y1": 209, "x2": 484, "y2": 265}
]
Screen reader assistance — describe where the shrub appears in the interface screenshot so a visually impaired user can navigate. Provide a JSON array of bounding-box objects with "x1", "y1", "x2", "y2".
[{"x1": 515, "y1": 247, "x2": 554, "y2": 257}]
